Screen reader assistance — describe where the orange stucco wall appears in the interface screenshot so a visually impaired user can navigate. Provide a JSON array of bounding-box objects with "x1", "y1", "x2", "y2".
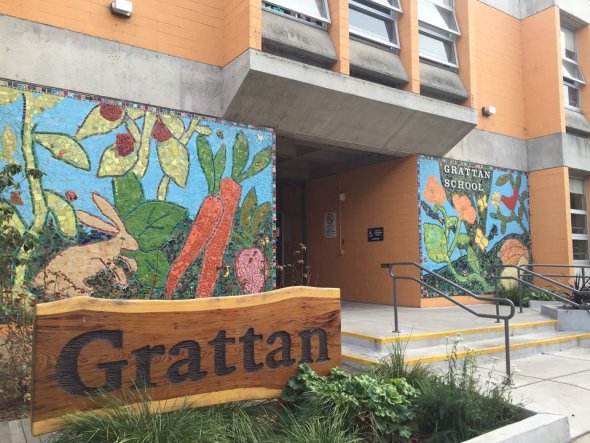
[
  {"x1": 473, "y1": 2, "x2": 525, "y2": 138},
  {"x1": 327, "y1": 0, "x2": 350, "y2": 75},
  {"x1": 529, "y1": 167, "x2": 573, "y2": 267},
  {"x1": 399, "y1": 0, "x2": 419, "y2": 93},
  {"x1": 455, "y1": 0, "x2": 476, "y2": 108},
  {"x1": 306, "y1": 156, "x2": 421, "y2": 307},
  {"x1": 521, "y1": 7, "x2": 565, "y2": 138},
  {"x1": 0, "y1": 0, "x2": 260, "y2": 66}
]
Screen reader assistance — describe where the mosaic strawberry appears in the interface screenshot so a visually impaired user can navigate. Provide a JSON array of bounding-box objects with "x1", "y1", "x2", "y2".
[
  {"x1": 151, "y1": 120, "x2": 173, "y2": 142},
  {"x1": 115, "y1": 133, "x2": 135, "y2": 156},
  {"x1": 99, "y1": 103, "x2": 123, "y2": 122}
]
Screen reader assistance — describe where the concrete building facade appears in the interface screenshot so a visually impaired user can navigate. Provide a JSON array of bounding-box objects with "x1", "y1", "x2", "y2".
[{"x1": 0, "y1": 0, "x2": 589, "y2": 306}]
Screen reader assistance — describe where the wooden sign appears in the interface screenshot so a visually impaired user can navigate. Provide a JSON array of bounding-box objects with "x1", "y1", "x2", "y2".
[{"x1": 31, "y1": 287, "x2": 341, "y2": 435}]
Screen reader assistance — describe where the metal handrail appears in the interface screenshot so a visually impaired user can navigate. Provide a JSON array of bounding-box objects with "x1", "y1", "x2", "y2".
[
  {"x1": 381, "y1": 261, "x2": 516, "y2": 375},
  {"x1": 522, "y1": 263, "x2": 589, "y2": 281},
  {"x1": 495, "y1": 265, "x2": 590, "y2": 312}
]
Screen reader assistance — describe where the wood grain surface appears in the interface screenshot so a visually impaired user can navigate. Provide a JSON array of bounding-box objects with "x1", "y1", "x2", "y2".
[{"x1": 31, "y1": 287, "x2": 341, "y2": 435}]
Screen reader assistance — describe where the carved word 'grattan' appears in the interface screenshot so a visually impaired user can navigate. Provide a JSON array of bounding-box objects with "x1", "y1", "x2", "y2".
[{"x1": 56, "y1": 328, "x2": 330, "y2": 396}]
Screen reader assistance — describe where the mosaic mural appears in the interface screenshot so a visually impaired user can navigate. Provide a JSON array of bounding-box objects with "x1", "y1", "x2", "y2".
[
  {"x1": 418, "y1": 156, "x2": 531, "y2": 296},
  {"x1": 0, "y1": 80, "x2": 275, "y2": 300}
]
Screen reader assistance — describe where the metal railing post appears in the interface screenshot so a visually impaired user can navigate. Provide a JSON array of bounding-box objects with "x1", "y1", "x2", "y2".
[
  {"x1": 393, "y1": 276, "x2": 399, "y2": 333},
  {"x1": 517, "y1": 266, "x2": 523, "y2": 313},
  {"x1": 504, "y1": 319, "x2": 511, "y2": 377},
  {"x1": 494, "y1": 276, "x2": 500, "y2": 323}
]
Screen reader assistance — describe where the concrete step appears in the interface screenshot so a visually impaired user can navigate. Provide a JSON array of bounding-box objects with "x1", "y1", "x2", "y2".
[
  {"x1": 342, "y1": 319, "x2": 559, "y2": 353},
  {"x1": 342, "y1": 328, "x2": 590, "y2": 369}
]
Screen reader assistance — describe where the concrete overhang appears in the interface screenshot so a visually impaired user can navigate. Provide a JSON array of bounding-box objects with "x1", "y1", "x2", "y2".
[{"x1": 222, "y1": 50, "x2": 477, "y2": 157}]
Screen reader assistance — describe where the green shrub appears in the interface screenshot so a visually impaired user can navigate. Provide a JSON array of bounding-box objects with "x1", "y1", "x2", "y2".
[
  {"x1": 282, "y1": 364, "x2": 418, "y2": 441},
  {"x1": 497, "y1": 286, "x2": 554, "y2": 308},
  {"x1": 49, "y1": 391, "x2": 276, "y2": 443},
  {"x1": 369, "y1": 337, "x2": 433, "y2": 388},
  {"x1": 414, "y1": 342, "x2": 525, "y2": 443},
  {"x1": 276, "y1": 411, "x2": 363, "y2": 443}
]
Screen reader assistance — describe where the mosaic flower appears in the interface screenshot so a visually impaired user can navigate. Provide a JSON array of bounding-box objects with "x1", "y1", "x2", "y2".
[
  {"x1": 452, "y1": 194, "x2": 476, "y2": 224},
  {"x1": 10, "y1": 191, "x2": 23, "y2": 206},
  {"x1": 477, "y1": 194, "x2": 488, "y2": 212},
  {"x1": 424, "y1": 176, "x2": 446, "y2": 205},
  {"x1": 474, "y1": 228, "x2": 489, "y2": 252},
  {"x1": 491, "y1": 191, "x2": 501, "y2": 209},
  {"x1": 115, "y1": 133, "x2": 135, "y2": 157},
  {"x1": 65, "y1": 191, "x2": 78, "y2": 201}
]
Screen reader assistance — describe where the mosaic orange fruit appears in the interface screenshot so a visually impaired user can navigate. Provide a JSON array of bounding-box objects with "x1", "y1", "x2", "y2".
[
  {"x1": 151, "y1": 120, "x2": 172, "y2": 142},
  {"x1": 498, "y1": 238, "x2": 529, "y2": 265},
  {"x1": 115, "y1": 133, "x2": 135, "y2": 157}
]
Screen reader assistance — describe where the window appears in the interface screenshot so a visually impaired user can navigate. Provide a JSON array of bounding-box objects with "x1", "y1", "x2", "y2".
[
  {"x1": 570, "y1": 177, "x2": 589, "y2": 263},
  {"x1": 561, "y1": 27, "x2": 585, "y2": 110},
  {"x1": 263, "y1": 0, "x2": 330, "y2": 25},
  {"x1": 349, "y1": 0, "x2": 402, "y2": 48},
  {"x1": 418, "y1": 0, "x2": 460, "y2": 68}
]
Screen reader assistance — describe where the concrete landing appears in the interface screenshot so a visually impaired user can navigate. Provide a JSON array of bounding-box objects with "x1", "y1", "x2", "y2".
[
  {"x1": 341, "y1": 301, "x2": 549, "y2": 337},
  {"x1": 479, "y1": 348, "x2": 590, "y2": 440}
]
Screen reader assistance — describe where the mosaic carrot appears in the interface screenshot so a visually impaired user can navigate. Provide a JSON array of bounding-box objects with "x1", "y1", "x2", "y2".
[
  {"x1": 165, "y1": 195, "x2": 223, "y2": 299},
  {"x1": 196, "y1": 178, "x2": 242, "y2": 298}
]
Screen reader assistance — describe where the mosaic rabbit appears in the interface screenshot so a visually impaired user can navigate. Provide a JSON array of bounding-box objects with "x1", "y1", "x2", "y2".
[{"x1": 34, "y1": 193, "x2": 139, "y2": 298}]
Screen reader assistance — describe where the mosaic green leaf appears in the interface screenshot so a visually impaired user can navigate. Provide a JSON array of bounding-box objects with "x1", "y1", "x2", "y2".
[
  {"x1": 1, "y1": 126, "x2": 17, "y2": 163},
  {"x1": 35, "y1": 133, "x2": 90, "y2": 170},
  {"x1": 130, "y1": 249, "x2": 170, "y2": 288},
  {"x1": 46, "y1": 191, "x2": 77, "y2": 238},
  {"x1": 238, "y1": 146, "x2": 271, "y2": 182},
  {"x1": 251, "y1": 202, "x2": 271, "y2": 239},
  {"x1": 197, "y1": 136, "x2": 214, "y2": 194},
  {"x1": 160, "y1": 114, "x2": 184, "y2": 139},
  {"x1": 0, "y1": 200, "x2": 26, "y2": 234},
  {"x1": 124, "y1": 201, "x2": 187, "y2": 251},
  {"x1": 133, "y1": 112, "x2": 156, "y2": 178},
  {"x1": 445, "y1": 216, "x2": 458, "y2": 229},
  {"x1": 514, "y1": 174, "x2": 522, "y2": 191},
  {"x1": 467, "y1": 246, "x2": 480, "y2": 273},
  {"x1": 126, "y1": 108, "x2": 145, "y2": 120},
  {"x1": 113, "y1": 172, "x2": 145, "y2": 217},
  {"x1": 97, "y1": 144, "x2": 138, "y2": 178},
  {"x1": 240, "y1": 188, "x2": 257, "y2": 233},
  {"x1": 455, "y1": 233, "x2": 470, "y2": 248},
  {"x1": 495, "y1": 174, "x2": 511, "y2": 187},
  {"x1": 424, "y1": 223, "x2": 448, "y2": 263},
  {"x1": 0, "y1": 87, "x2": 20, "y2": 106},
  {"x1": 213, "y1": 144, "x2": 226, "y2": 195},
  {"x1": 77, "y1": 105, "x2": 125, "y2": 140},
  {"x1": 157, "y1": 176, "x2": 170, "y2": 201},
  {"x1": 232, "y1": 131, "x2": 249, "y2": 180},
  {"x1": 29, "y1": 94, "x2": 63, "y2": 115},
  {"x1": 157, "y1": 138, "x2": 189, "y2": 188}
]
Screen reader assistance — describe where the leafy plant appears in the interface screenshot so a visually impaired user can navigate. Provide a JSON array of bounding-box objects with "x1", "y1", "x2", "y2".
[
  {"x1": 282, "y1": 364, "x2": 418, "y2": 441},
  {"x1": 48, "y1": 390, "x2": 276, "y2": 443},
  {"x1": 572, "y1": 271, "x2": 590, "y2": 305},
  {"x1": 414, "y1": 338, "x2": 524, "y2": 443},
  {"x1": 497, "y1": 285, "x2": 554, "y2": 308}
]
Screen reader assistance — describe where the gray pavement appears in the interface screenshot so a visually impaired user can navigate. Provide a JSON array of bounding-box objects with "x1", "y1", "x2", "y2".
[
  {"x1": 341, "y1": 301, "x2": 552, "y2": 337},
  {"x1": 477, "y1": 348, "x2": 590, "y2": 439}
]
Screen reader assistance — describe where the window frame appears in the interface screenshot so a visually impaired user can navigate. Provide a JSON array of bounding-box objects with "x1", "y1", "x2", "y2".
[
  {"x1": 561, "y1": 26, "x2": 585, "y2": 112},
  {"x1": 570, "y1": 177, "x2": 590, "y2": 265},
  {"x1": 349, "y1": 0, "x2": 402, "y2": 49},
  {"x1": 263, "y1": 0, "x2": 331, "y2": 26},
  {"x1": 418, "y1": 0, "x2": 460, "y2": 69}
]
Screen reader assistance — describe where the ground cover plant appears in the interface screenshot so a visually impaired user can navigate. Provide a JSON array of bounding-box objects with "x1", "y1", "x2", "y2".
[{"x1": 47, "y1": 339, "x2": 525, "y2": 443}]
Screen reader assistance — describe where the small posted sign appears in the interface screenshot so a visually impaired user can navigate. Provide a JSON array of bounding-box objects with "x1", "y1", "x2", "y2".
[
  {"x1": 368, "y1": 227, "x2": 384, "y2": 242},
  {"x1": 31, "y1": 287, "x2": 341, "y2": 435},
  {"x1": 324, "y1": 212, "x2": 337, "y2": 238}
]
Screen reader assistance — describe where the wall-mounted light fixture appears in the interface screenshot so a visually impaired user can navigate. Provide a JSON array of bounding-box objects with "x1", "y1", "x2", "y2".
[
  {"x1": 482, "y1": 105, "x2": 496, "y2": 117},
  {"x1": 111, "y1": 0, "x2": 133, "y2": 17}
]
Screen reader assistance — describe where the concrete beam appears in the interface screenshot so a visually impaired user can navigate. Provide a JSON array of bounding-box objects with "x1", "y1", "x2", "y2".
[
  {"x1": 222, "y1": 50, "x2": 477, "y2": 157},
  {"x1": 0, "y1": 15, "x2": 223, "y2": 117},
  {"x1": 445, "y1": 129, "x2": 528, "y2": 171}
]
